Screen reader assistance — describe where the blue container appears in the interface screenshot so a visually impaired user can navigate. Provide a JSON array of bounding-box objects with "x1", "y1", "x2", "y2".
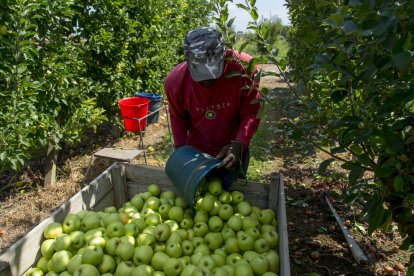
[
  {"x1": 165, "y1": 145, "x2": 235, "y2": 207},
  {"x1": 134, "y1": 92, "x2": 162, "y2": 124}
]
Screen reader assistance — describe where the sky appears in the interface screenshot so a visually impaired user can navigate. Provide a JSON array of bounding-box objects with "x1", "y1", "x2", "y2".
[{"x1": 228, "y1": 0, "x2": 290, "y2": 32}]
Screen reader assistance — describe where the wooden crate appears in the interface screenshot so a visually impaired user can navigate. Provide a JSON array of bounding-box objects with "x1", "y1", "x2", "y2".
[{"x1": 0, "y1": 163, "x2": 290, "y2": 276}]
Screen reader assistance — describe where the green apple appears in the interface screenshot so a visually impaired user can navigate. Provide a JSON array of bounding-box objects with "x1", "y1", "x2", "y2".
[
  {"x1": 133, "y1": 245, "x2": 153, "y2": 265},
  {"x1": 190, "y1": 266, "x2": 211, "y2": 276},
  {"x1": 168, "y1": 206, "x2": 184, "y2": 222},
  {"x1": 249, "y1": 254, "x2": 269, "y2": 275},
  {"x1": 262, "y1": 230, "x2": 279, "y2": 248},
  {"x1": 97, "y1": 254, "x2": 116, "y2": 274},
  {"x1": 193, "y1": 222, "x2": 209, "y2": 237},
  {"x1": 63, "y1": 214, "x2": 81, "y2": 234},
  {"x1": 212, "y1": 267, "x2": 228, "y2": 276},
  {"x1": 50, "y1": 250, "x2": 72, "y2": 273},
  {"x1": 88, "y1": 236, "x2": 106, "y2": 248},
  {"x1": 137, "y1": 232, "x2": 156, "y2": 246},
  {"x1": 211, "y1": 253, "x2": 226, "y2": 267},
  {"x1": 44, "y1": 222, "x2": 63, "y2": 239},
  {"x1": 254, "y1": 238, "x2": 270, "y2": 254},
  {"x1": 222, "y1": 264, "x2": 235, "y2": 276},
  {"x1": 25, "y1": 268, "x2": 44, "y2": 276},
  {"x1": 187, "y1": 229, "x2": 195, "y2": 241},
  {"x1": 140, "y1": 191, "x2": 153, "y2": 201},
  {"x1": 151, "y1": 252, "x2": 170, "y2": 271},
  {"x1": 234, "y1": 262, "x2": 254, "y2": 276},
  {"x1": 81, "y1": 213, "x2": 101, "y2": 232},
  {"x1": 184, "y1": 207, "x2": 194, "y2": 218},
  {"x1": 200, "y1": 195, "x2": 215, "y2": 212},
  {"x1": 104, "y1": 206, "x2": 117, "y2": 213},
  {"x1": 226, "y1": 253, "x2": 243, "y2": 266},
  {"x1": 166, "y1": 231, "x2": 182, "y2": 245},
  {"x1": 204, "y1": 232, "x2": 223, "y2": 250},
  {"x1": 158, "y1": 204, "x2": 172, "y2": 219},
  {"x1": 54, "y1": 234, "x2": 72, "y2": 251},
  {"x1": 176, "y1": 228, "x2": 188, "y2": 240},
  {"x1": 146, "y1": 213, "x2": 162, "y2": 226},
  {"x1": 191, "y1": 236, "x2": 204, "y2": 248},
  {"x1": 105, "y1": 237, "x2": 121, "y2": 256},
  {"x1": 221, "y1": 227, "x2": 236, "y2": 241},
  {"x1": 114, "y1": 261, "x2": 135, "y2": 276},
  {"x1": 242, "y1": 216, "x2": 258, "y2": 231},
  {"x1": 41, "y1": 239, "x2": 56, "y2": 259},
  {"x1": 237, "y1": 233, "x2": 255, "y2": 252},
  {"x1": 102, "y1": 213, "x2": 121, "y2": 227},
  {"x1": 218, "y1": 204, "x2": 233, "y2": 220},
  {"x1": 209, "y1": 200, "x2": 222, "y2": 216},
  {"x1": 163, "y1": 257, "x2": 182, "y2": 276},
  {"x1": 83, "y1": 229, "x2": 103, "y2": 244},
  {"x1": 161, "y1": 190, "x2": 176, "y2": 200},
  {"x1": 130, "y1": 196, "x2": 145, "y2": 211},
  {"x1": 224, "y1": 237, "x2": 240, "y2": 254},
  {"x1": 194, "y1": 210, "x2": 209, "y2": 223},
  {"x1": 131, "y1": 264, "x2": 154, "y2": 276},
  {"x1": 116, "y1": 241, "x2": 135, "y2": 261},
  {"x1": 166, "y1": 242, "x2": 182, "y2": 258},
  {"x1": 208, "y1": 177, "x2": 223, "y2": 196},
  {"x1": 36, "y1": 256, "x2": 49, "y2": 272},
  {"x1": 164, "y1": 220, "x2": 180, "y2": 232},
  {"x1": 73, "y1": 263, "x2": 100, "y2": 276},
  {"x1": 180, "y1": 218, "x2": 194, "y2": 230},
  {"x1": 145, "y1": 196, "x2": 161, "y2": 210},
  {"x1": 107, "y1": 221, "x2": 125, "y2": 238},
  {"x1": 208, "y1": 216, "x2": 223, "y2": 232},
  {"x1": 242, "y1": 251, "x2": 258, "y2": 262},
  {"x1": 231, "y1": 191, "x2": 244, "y2": 204},
  {"x1": 198, "y1": 255, "x2": 217, "y2": 271},
  {"x1": 154, "y1": 241, "x2": 166, "y2": 252},
  {"x1": 154, "y1": 223, "x2": 171, "y2": 241},
  {"x1": 175, "y1": 196, "x2": 187, "y2": 209},
  {"x1": 245, "y1": 227, "x2": 260, "y2": 240},
  {"x1": 67, "y1": 254, "x2": 82, "y2": 274},
  {"x1": 147, "y1": 183, "x2": 161, "y2": 196},
  {"x1": 219, "y1": 191, "x2": 232, "y2": 204},
  {"x1": 82, "y1": 245, "x2": 104, "y2": 265},
  {"x1": 214, "y1": 248, "x2": 227, "y2": 257},
  {"x1": 193, "y1": 244, "x2": 210, "y2": 256},
  {"x1": 124, "y1": 223, "x2": 138, "y2": 237},
  {"x1": 190, "y1": 252, "x2": 203, "y2": 265},
  {"x1": 228, "y1": 215, "x2": 242, "y2": 231},
  {"x1": 258, "y1": 209, "x2": 274, "y2": 225},
  {"x1": 236, "y1": 201, "x2": 252, "y2": 216},
  {"x1": 181, "y1": 240, "x2": 194, "y2": 256},
  {"x1": 265, "y1": 251, "x2": 280, "y2": 273},
  {"x1": 154, "y1": 271, "x2": 167, "y2": 276},
  {"x1": 181, "y1": 263, "x2": 197, "y2": 276}
]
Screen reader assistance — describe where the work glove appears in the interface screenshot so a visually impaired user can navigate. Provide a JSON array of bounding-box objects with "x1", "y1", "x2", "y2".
[{"x1": 216, "y1": 140, "x2": 243, "y2": 170}]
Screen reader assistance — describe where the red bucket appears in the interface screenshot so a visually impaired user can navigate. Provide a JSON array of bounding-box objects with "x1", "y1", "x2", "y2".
[{"x1": 118, "y1": 97, "x2": 150, "y2": 132}]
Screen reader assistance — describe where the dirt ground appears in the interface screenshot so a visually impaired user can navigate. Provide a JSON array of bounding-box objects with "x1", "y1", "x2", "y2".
[{"x1": 0, "y1": 64, "x2": 410, "y2": 275}]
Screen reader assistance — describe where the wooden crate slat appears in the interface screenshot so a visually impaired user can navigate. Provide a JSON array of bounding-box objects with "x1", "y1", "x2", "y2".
[{"x1": 0, "y1": 165, "x2": 115, "y2": 276}]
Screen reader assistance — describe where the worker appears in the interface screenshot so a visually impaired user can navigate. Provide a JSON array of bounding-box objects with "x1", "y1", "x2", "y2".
[{"x1": 164, "y1": 27, "x2": 261, "y2": 187}]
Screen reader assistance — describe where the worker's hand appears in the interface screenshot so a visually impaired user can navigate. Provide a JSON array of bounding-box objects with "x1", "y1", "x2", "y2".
[{"x1": 216, "y1": 140, "x2": 243, "y2": 170}]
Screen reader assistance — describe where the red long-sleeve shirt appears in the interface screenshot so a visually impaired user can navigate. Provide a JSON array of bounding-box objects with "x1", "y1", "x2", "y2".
[{"x1": 164, "y1": 50, "x2": 261, "y2": 156}]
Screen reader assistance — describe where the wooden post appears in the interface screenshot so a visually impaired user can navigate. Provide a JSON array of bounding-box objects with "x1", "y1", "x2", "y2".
[
  {"x1": 44, "y1": 143, "x2": 57, "y2": 187},
  {"x1": 111, "y1": 163, "x2": 126, "y2": 209}
]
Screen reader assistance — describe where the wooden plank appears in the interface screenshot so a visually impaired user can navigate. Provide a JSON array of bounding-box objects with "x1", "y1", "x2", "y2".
[
  {"x1": 44, "y1": 143, "x2": 57, "y2": 187},
  {"x1": 0, "y1": 164, "x2": 115, "y2": 276},
  {"x1": 272, "y1": 173, "x2": 290, "y2": 276},
  {"x1": 94, "y1": 148, "x2": 143, "y2": 162},
  {"x1": 111, "y1": 163, "x2": 126, "y2": 209}
]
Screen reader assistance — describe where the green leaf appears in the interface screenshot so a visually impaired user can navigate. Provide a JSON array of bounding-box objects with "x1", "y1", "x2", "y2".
[
  {"x1": 318, "y1": 158, "x2": 335, "y2": 175},
  {"x1": 249, "y1": 0, "x2": 257, "y2": 6},
  {"x1": 367, "y1": 200, "x2": 386, "y2": 235},
  {"x1": 349, "y1": 166, "x2": 364, "y2": 184},
  {"x1": 393, "y1": 52, "x2": 412, "y2": 68},
  {"x1": 374, "y1": 166, "x2": 393, "y2": 178},
  {"x1": 331, "y1": 89, "x2": 347, "y2": 102},
  {"x1": 225, "y1": 71, "x2": 242, "y2": 78},
  {"x1": 0, "y1": 152, "x2": 6, "y2": 161},
  {"x1": 250, "y1": 9, "x2": 259, "y2": 20},
  {"x1": 393, "y1": 176, "x2": 404, "y2": 192}
]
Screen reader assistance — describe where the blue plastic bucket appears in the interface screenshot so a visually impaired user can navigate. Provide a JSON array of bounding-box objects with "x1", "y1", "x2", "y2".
[
  {"x1": 134, "y1": 92, "x2": 162, "y2": 124},
  {"x1": 165, "y1": 145, "x2": 234, "y2": 207}
]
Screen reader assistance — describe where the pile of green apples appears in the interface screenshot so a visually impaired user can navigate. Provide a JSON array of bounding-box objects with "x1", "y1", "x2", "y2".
[{"x1": 26, "y1": 177, "x2": 280, "y2": 276}]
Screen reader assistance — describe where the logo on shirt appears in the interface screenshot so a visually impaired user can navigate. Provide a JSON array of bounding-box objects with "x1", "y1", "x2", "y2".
[{"x1": 205, "y1": 110, "x2": 216, "y2": 120}]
